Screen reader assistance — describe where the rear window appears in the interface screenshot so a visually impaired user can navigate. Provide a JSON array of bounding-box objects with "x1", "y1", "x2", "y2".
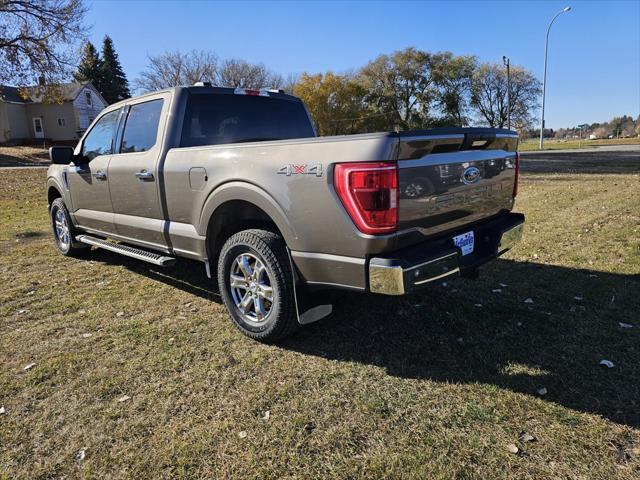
[
  {"x1": 180, "y1": 94, "x2": 315, "y2": 148},
  {"x1": 120, "y1": 99, "x2": 163, "y2": 153}
]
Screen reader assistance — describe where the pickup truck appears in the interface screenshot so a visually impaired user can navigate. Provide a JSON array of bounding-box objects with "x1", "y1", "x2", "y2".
[{"x1": 47, "y1": 84, "x2": 524, "y2": 342}]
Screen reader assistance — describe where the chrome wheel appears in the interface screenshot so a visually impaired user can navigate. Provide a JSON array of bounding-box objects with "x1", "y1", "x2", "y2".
[
  {"x1": 229, "y1": 252, "x2": 274, "y2": 324},
  {"x1": 54, "y1": 208, "x2": 70, "y2": 250}
]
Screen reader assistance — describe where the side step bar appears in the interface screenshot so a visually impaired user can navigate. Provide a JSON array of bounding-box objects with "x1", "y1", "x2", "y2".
[{"x1": 76, "y1": 235, "x2": 176, "y2": 266}]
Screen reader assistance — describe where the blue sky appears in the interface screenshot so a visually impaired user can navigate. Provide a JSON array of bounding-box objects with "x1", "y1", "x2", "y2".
[{"x1": 86, "y1": 0, "x2": 639, "y2": 129}]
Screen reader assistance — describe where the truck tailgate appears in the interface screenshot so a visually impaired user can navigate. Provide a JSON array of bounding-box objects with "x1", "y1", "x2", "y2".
[{"x1": 396, "y1": 129, "x2": 518, "y2": 238}]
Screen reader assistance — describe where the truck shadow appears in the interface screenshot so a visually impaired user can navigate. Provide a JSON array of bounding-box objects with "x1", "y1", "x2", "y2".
[
  {"x1": 283, "y1": 258, "x2": 640, "y2": 427},
  {"x1": 91, "y1": 250, "x2": 640, "y2": 427}
]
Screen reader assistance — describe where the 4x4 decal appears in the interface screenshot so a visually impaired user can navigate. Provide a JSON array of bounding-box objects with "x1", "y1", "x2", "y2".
[{"x1": 277, "y1": 164, "x2": 323, "y2": 177}]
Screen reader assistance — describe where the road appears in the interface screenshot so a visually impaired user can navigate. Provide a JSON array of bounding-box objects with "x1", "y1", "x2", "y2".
[{"x1": 520, "y1": 144, "x2": 640, "y2": 174}]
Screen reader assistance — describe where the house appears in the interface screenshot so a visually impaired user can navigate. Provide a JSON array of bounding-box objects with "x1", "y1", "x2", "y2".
[{"x1": 0, "y1": 81, "x2": 108, "y2": 144}]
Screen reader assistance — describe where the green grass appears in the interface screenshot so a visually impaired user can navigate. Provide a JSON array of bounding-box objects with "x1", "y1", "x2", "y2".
[
  {"x1": 1, "y1": 169, "x2": 639, "y2": 479},
  {"x1": 519, "y1": 136, "x2": 640, "y2": 151}
]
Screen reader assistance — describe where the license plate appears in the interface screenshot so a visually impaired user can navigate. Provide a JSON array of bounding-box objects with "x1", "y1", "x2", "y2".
[{"x1": 453, "y1": 231, "x2": 474, "y2": 256}]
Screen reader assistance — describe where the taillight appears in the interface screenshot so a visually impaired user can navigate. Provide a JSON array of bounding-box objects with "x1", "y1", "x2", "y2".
[
  {"x1": 334, "y1": 162, "x2": 398, "y2": 235},
  {"x1": 513, "y1": 152, "x2": 520, "y2": 198}
]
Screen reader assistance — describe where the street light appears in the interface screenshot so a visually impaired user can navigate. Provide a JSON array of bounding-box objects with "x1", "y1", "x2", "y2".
[
  {"x1": 503, "y1": 56, "x2": 510, "y2": 130},
  {"x1": 539, "y1": 6, "x2": 572, "y2": 150}
]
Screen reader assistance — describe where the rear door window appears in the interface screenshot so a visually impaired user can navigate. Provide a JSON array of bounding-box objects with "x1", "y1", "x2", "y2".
[
  {"x1": 180, "y1": 94, "x2": 315, "y2": 147},
  {"x1": 120, "y1": 99, "x2": 163, "y2": 153},
  {"x1": 82, "y1": 109, "x2": 120, "y2": 161}
]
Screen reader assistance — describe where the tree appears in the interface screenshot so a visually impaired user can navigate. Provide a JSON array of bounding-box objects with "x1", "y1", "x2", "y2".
[
  {"x1": 0, "y1": 0, "x2": 87, "y2": 85},
  {"x1": 293, "y1": 72, "x2": 367, "y2": 135},
  {"x1": 470, "y1": 62, "x2": 541, "y2": 128},
  {"x1": 100, "y1": 35, "x2": 129, "y2": 103},
  {"x1": 74, "y1": 41, "x2": 103, "y2": 90},
  {"x1": 432, "y1": 53, "x2": 477, "y2": 126},
  {"x1": 135, "y1": 50, "x2": 218, "y2": 92},
  {"x1": 217, "y1": 58, "x2": 282, "y2": 89},
  {"x1": 358, "y1": 48, "x2": 437, "y2": 130}
]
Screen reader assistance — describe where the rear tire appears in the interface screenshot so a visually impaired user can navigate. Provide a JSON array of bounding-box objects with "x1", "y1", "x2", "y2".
[
  {"x1": 217, "y1": 229, "x2": 298, "y2": 342},
  {"x1": 50, "y1": 198, "x2": 89, "y2": 257}
]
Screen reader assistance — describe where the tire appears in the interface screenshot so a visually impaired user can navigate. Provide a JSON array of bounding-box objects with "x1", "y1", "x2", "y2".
[
  {"x1": 50, "y1": 198, "x2": 89, "y2": 257},
  {"x1": 217, "y1": 229, "x2": 298, "y2": 342}
]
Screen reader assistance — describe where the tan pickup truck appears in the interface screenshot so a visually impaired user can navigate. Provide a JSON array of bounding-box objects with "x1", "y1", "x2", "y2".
[{"x1": 47, "y1": 84, "x2": 524, "y2": 342}]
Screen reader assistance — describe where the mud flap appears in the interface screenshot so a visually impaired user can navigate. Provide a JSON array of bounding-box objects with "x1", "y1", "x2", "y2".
[{"x1": 287, "y1": 248, "x2": 333, "y2": 325}]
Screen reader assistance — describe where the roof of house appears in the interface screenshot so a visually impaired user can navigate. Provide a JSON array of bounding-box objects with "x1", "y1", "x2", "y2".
[{"x1": 0, "y1": 81, "x2": 107, "y2": 105}]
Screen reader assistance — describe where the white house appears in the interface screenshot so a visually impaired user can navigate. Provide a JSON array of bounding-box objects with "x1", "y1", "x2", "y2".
[{"x1": 0, "y1": 81, "x2": 108, "y2": 144}]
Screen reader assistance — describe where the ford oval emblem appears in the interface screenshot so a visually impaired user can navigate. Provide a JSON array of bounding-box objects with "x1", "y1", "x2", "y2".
[{"x1": 462, "y1": 166, "x2": 481, "y2": 185}]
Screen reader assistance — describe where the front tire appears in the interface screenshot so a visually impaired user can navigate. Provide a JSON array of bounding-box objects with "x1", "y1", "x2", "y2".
[
  {"x1": 50, "y1": 198, "x2": 89, "y2": 257},
  {"x1": 217, "y1": 229, "x2": 298, "y2": 342}
]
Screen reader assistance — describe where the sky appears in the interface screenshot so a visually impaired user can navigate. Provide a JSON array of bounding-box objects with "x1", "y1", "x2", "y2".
[{"x1": 85, "y1": 0, "x2": 640, "y2": 129}]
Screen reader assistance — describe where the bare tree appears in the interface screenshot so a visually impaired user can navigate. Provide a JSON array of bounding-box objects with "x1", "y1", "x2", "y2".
[
  {"x1": 216, "y1": 58, "x2": 282, "y2": 89},
  {"x1": 470, "y1": 62, "x2": 541, "y2": 128},
  {"x1": 0, "y1": 0, "x2": 87, "y2": 84},
  {"x1": 135, "y1": 50, "x2": 217, "y2": 92}
]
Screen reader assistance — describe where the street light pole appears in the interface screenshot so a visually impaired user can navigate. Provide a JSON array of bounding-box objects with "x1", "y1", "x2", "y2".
[
  {"x1": 539, "y1": 6, "x2": 572, "y2": 150},
  {"x1": 503, "y1": 56, "x2": 511, "y2": 130}
]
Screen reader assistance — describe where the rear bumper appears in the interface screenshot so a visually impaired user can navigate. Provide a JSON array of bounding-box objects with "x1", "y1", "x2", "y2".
[{"x1": 369, "y1": 212, "x2": 524, "y2": 295}]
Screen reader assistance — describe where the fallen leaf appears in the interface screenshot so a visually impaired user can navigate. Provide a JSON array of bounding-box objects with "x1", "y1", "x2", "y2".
[
  {"x1": 78, "y1": 309, "x2": 86, "y2": 314},
  {"x1": 619, "y1": 322, "x2": 633, "y2": 329},
  {"x1": 262, "y1": 410, "x2": 270, "y2": 420},
  {"x1": 23, "y1": 363, "x2": 36, "y2": 371},
  {"x1": 0, "y1": 406, "x2": 5, "y2": 415},
  {"x1": 519, "y1": 432, "x2": 536, "y2": 443},
  {"x1": 599, "y1": 359, "x2": 614, "y2": 368},
  {"x1": 117, "y1": 395, "x2": 131, "y2": 402},
  {"x1": 524, "y1": 298, "x2": 534, "y2": 304},
  {"x1": 537, "y1": 387, "x2": 548, "y2": 396},
  {"x1": 506, "y1": 444, "x2": 519, "y2": 454},
  {"x1": 238, "y1": 430, "x2": 247, "y2": 439},
  {"x1": 116, "y1": 311, "x2": 124, "y2": 317},
  {"x1": 76, "y1": 448, "x2": 87, "y2": 461},
  {"x1": 82, "y1": 333, "x2": 93, "y2": 338},
  {"x1": 18, "y1": 309, "x2": 29, "y2": 315}
]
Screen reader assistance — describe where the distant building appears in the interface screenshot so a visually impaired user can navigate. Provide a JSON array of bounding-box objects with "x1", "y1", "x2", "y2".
[{"x1": 0, "y1": 81, "x2": 108, "y2": 144}]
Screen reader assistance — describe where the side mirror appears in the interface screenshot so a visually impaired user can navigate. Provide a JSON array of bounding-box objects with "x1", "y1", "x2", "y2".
[{"x1": 49, "y1": 146, "x2": 75, "y2": 165}]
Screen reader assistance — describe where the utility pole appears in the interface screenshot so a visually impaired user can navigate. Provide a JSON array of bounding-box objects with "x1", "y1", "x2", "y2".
[
  {"x1": 539, "y1": 6, "x2": 572, "y2": 150},
  {"x1": 503, "y1": 56, "x2": 511, "y2": 130}
]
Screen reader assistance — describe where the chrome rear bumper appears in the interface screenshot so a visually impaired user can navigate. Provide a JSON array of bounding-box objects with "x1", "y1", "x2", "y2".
[{"x1": 369, "y1": 213, "x2": 524, "y2": 295}]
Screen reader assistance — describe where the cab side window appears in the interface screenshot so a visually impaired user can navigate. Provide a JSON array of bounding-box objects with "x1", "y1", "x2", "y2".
[
  {"x1": 82, "y1": 110, "x2": 120, "y2": 161},
  {"x1": 120, "y1": 99, "x2": 163, "y2": 154}
]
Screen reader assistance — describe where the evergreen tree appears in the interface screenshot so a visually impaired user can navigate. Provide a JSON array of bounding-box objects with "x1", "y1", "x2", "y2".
[
  {"x1": 100, "y1": 35, "x2": 130, "y2": 103},
  {"x1": 74, "y1": 41, "x2": 103, "y2": 91}
]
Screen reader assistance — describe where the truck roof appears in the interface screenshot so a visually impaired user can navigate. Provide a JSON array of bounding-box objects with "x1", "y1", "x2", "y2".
[{"x1": 107, "y1": 84, "x2": 302, "y2": 110}]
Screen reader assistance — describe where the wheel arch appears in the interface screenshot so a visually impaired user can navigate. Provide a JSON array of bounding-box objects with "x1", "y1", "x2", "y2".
[
  {"x1": 199, "y1": 182, "x2": 298, "y2": 263},
  {"x1": 46, "y1": 178, "x2": 66, "y2": 208}
]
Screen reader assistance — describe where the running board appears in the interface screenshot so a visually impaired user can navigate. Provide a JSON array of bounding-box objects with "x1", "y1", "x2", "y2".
[{"x1": 76, "y1": 235, "x2": 176, "y2": 266}]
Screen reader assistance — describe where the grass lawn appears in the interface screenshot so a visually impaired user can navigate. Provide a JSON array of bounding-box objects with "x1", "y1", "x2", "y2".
[
  {"x1": 0, "y1": 146, "x2": 50, "y2": 167},
  {"x1": 519, "y1": 137, "x2": 640, "y2": 151},
  {"x1": 1, "y1": 169, "x2": 639, "y2": 479}
]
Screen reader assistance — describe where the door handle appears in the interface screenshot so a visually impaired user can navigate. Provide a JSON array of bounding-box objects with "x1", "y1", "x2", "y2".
[
  {"x1": 135, "y1": 170, "x2": 154, "y2": 181},
  {"x1": 93, "y1": 171, "x2": 107, "y2": 180}
]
